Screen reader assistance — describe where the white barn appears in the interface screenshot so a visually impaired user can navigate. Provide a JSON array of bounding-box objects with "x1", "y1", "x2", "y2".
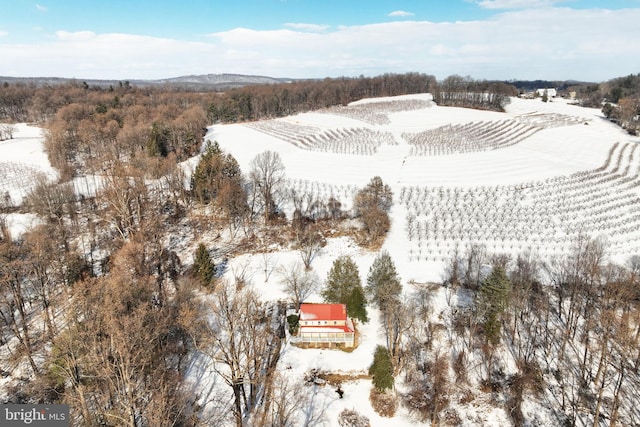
[{"x1": 536, "y1": 88, "x2": 557, "y2": 98}]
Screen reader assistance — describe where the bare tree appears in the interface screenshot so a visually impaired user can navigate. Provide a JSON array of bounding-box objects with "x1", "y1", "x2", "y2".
[
  {"x1": 51, "y1": 242, "x2": 197, "y2": 427},
  {"x1": 206, "y1": 282, "x2": 273, "y2": 427},
  {"x1": 24, "y1": 173, "x2": 76, "y2": 250},
  {"x1": 297, "y1": 229, "x2": 324, "y2": 270},
  {"x1": 97, "y1": 165, "x2": 149, "y2": 241},
  {"x1": 261, "y1": 251, "x2": 277, "y2": 282},
  {"x1": 24, "y1": 225, "x2": 60, "y2": 343},
  {"x1": 463, "y1": 242, "x2": 487, "y2": 289},
  {"x1": 256, "y1": 373, "x2": 314, "y2": 427},
  {"x1": 443, "y1": 243, "x2": 462, "y2": 305},
  {"x1": 278, "y1": 261, "x2": 319, "y2": 310},
  {"x1": 289, "y1": 188, "x2": 322, "y2": 222},
  {"x1": 250, "y1": 150, "x2": 286, "y2": 224},
  {"x1": 0, "y1": 239, "x2": 39, "y2": 374}
]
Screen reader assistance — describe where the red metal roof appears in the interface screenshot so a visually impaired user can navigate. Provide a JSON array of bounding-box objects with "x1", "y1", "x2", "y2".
[{"x1": 299, "y1": 303, "x2": 347, "y2": 321}]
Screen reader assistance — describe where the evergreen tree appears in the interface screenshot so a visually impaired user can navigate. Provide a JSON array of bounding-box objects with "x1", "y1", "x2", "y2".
[
  {"x1": 368, "y1": 345, "x2": 394, "y2": 391},
  {"x1": 366, "y1": 250, "x2": 402, "y2": 310},
  {"x1": 147, "y1": 122, "x2": 169, "y2": 157},
  {"x1": 478, "y1": 266, "x2": 511, "y2": 345},
  {"x1": 191, "y1": 141, "x2": 245, "y2": 209},
  {"x1": 347, "y1": 285, "x2": 368, "y2": 324},
  {"x1": 194, "y1": 243, "x2": 215, "y2": 287},
  {"x1": 190, "y1": 141, "x2": 222, "y2": 204},
  {"x1": 323, "y1": 256, "x2": 368, "y2": 323}
]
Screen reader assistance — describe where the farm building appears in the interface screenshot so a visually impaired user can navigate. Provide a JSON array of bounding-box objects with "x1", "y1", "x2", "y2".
[
  {"x1": 536, "y1": 88, "x2": 557, "y2": 98},
  {"x1": 293, "y1": 303, "x2": 355, "y2": 348}
]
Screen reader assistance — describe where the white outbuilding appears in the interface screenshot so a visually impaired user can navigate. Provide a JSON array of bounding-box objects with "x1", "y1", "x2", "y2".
[{"x1": 536, "y1": 88, "x2": 557, "y2": 98}]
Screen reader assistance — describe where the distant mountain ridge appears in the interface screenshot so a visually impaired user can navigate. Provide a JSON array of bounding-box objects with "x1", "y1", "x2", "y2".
[
  {"x1": 0, "y1": 73, "x2": 294, "y2": 90},
  {"x1": 151, "y1": 73, "x2": 293, "y2": 89}
]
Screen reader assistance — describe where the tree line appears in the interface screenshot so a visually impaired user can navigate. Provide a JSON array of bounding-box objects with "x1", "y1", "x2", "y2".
[
  {"x1": 573, "y1": 73, "x2": 640, "y2": 135},
  {"x1": 208, "y1": 72, "x2": 438, "y2": 122},
  {"x1": 433, "y1": 74, "x2": 517, "y2": 111}
]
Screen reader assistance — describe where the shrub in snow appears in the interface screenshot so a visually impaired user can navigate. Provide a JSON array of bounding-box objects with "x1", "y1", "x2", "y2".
[
  {"x1": 0, "y1": 124, "x2": 16, "y2": 140},
  {"x1": 403, "y1": 355, "x2": 449, "y2": 423},
  {"x1": 286, "y1": 314, "x2": 299, "y2": 335},
  {"x1": 337, "y1": 408, "x2": 370, "y2": 427},
  {"x1": 369, "y1": 388, "x2": 397, "y2": 417}
]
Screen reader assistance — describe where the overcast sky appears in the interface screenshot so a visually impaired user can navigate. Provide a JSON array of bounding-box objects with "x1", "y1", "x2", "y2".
[{"x1": 1, "y1": 0, "x2": 638, "y2": 81}]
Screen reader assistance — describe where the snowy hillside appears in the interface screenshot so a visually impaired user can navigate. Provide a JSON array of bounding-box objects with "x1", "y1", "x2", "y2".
[{"x1": 210, "y1": 94, "x2": 639, "y2": 280}]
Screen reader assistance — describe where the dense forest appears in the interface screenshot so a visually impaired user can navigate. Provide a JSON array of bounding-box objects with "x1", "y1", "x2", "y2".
[{"x1": 1, "y1": 72, "x2": 639, "y2": 426}]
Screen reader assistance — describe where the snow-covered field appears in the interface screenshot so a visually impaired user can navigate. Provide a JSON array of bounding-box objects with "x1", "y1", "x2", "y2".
[
  {"x1": 3, "y1": 94, "x2": 639, "y2": 426},
  {"x1": 211, "y1": 94, "x2": 640, "y2": 282},
  {"x1": 0, "y1": 123, "x2": 57, "y2": 236},
  {"x1": 195, "y1": 94, "x2": 639, "y2": 425},
  {"x1": 0, "y1": 124, "x2": 56, "y2": 202}
]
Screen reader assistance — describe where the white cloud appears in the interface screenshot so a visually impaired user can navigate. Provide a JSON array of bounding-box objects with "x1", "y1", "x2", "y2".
[
  {"x1": 476, "y1": 0, "x2": 566, "y2": 9},
  {"x1": 388, "y1": 10, "x2": 415, "y2": 17},
  {"x1": 0, "y1": 7, "x2": 638, "y2": 81},
  {"x1": 208, "y1": 8, "x2": 640, "y2": 81},
  {"x1": 0, "y1": 31, "x2": 8, "y2": 37},
  {"x1": 0, "y1": 31, "x2": 216, "y2": 80},
  {"x1": 35, "y1": 4, "x2": 48, "y2": 12},
  {"x1": 56, "y1": 30, "x2": 96, "y2": 41},
  {"x1": 284, "y1": 23, "x2": 329, "y2": 32}
]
